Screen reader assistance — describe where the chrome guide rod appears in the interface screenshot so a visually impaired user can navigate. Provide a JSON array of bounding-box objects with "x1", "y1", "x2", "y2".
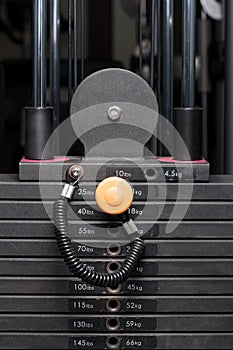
[
  {"x1": 139, "y1": 0, "x2": 143, "y2": 76},
  {"x1": 225, "y1": 0, "x2": 233, "y2": 173},
  {"x1": 150, "y1": 0, "x2": 156, "y2": 89},
  {"x1": 33, "y1": 0, "x2": 47, "y2": 107},
  {"x1": 74, "y1": 0, "x2": 78, "y2": 90},
  {"x1": 50, "y1": 0, "x2": 60, "y2": 129},
  {"x1": 68, "y1": 0, "x2": 73, "y2": 108},
  {"x1": 162, "y1": 0, "x2": 173, "y2": 124},
  {"x1": 181, "y1": 0, "x2": 196, "y2": 108},
  {"x1": 157, "y1": 0, "x2": 161, "y2": 111},
  {"x1": 81, "y1": 0, "x2": 85, "y2": 81}
]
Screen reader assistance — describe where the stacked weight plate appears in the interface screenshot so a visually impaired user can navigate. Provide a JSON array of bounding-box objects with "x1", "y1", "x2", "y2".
[{"x1": 1, "y1": 174, "x2": 233, "y2": 349}]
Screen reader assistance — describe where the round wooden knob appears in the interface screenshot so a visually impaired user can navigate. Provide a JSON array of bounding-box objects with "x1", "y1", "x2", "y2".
[{"x1": 95, "y1": 177, "x2": 134, "y2": 215}]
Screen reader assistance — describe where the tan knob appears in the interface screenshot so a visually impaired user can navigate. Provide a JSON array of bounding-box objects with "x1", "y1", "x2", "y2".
[{"x1": 95, "y1": 177, "x2": 134, "y2": 215}]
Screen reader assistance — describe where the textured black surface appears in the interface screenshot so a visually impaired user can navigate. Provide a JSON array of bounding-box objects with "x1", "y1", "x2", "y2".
[
  {"x1": 18, "y1": 158, "x2": 210, "y2": 182},
  {"x1": 0, "y1": 174, "x2": 233, "y2": 349},
  {"x1": 0, "y1": 277, "x2": 232, "y2": 295},
  {"x1": 0, "y1": 295, "x2": 232, "y2": 313},
  {"x1": 70, "y1": 69, "x2": 158, "y2": 113},
  {"x1": 2, "y1": 200, "x2": 233, "y2": 220},
  {"x1": 2, "y1": 174, "x2": 233, "y2": 200},
  {"x1": 1, "y1": 333, "x2": 233, "y2": 350},
  {"x1": 2, "y1": 315, "x2": 233, "y2": 332}
]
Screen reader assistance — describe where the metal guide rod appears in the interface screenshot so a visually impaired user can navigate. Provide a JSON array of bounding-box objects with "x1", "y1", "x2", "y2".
[
  {"x1": 50, "y1": 0, "x2": 60, "y2": 129},
  {"x1": 181, "y1": 0, "x2": 196, "y2": 108},
  {"x1": 174, "y1": 0, "x2": 203, "y2": 162},
  {"x1": 74, "y1": 0, "x2": 78, "y2": 90},
  {"x1": 198, "y1": 11, "x2": 211, "y2": 159},
  {"x1": 68, "y1": 0, "x2": 73, "y2": 108},
  {"x1": 162, "y1": 0, "x2": 173, "y2": 123},
  {"x1": 33, "y1": 0, "x2": 47, "y2": 107},
  {"x1": 150, "y1": 0, "x2": 155, "y2": 89},
  {"x1": 81, "y1": 0, "x2": 85, "y2": 81},
  {"x1": 225, "y1": 0, "x2": 233, "y2": 173},
  {"x1": 139, "y1": 0, "x2": 143, "y2": 76},
  {"x1": 157, "y1": 0, "x2": 161, "y2": 111}
]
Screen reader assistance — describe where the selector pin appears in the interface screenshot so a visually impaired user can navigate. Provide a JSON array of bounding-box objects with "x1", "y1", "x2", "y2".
[{"x1": 95, "y1": 177, "x2": 134, "y2": 215}]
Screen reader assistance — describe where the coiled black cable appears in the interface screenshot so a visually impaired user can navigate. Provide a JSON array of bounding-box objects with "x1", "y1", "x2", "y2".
[{"x1": 54, "y1": 197, "x2": 145, "y2": 288}]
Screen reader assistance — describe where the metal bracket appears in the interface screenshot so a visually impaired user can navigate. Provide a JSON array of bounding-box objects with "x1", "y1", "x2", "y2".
[
  {"x1": 70, "y1": 102, "x2": 158, "y2": 158},
  {"x1": 70, "y1": 69, "x2": 158, "y2": 158}
]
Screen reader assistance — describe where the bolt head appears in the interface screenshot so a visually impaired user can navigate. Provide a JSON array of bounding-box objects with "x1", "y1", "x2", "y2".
[
  {"x1": 72, "y1": 168, "x2": 80, "y2": 178},
  {"x1": 68, "y1": 164, "x2": 84, "y2": 180},
  {"x1": 108, "y1": 106, "x2": 122, "y2": 121}
]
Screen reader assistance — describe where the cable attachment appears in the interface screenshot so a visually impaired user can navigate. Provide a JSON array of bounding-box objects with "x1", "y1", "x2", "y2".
[
  {"x1": 61, "y1": 164, "x2": 83, "y2": 199},
  {"x1": 54, "y1": 175, "x2": 145, "y2": 288},
  {"x1": 123, "y1": 219, "x2": 138, "y2": 236},
  {"x1": 61, "y1": 183, "x2": 77, "y2": 200},
  {"x1": 120, "y1": 211, "x2": 138, "y2": 235}
]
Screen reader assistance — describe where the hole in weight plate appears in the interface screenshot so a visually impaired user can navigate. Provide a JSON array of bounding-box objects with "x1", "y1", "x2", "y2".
[{"x1": 106, "y1": 336, "x2": 121, "y2": 349}]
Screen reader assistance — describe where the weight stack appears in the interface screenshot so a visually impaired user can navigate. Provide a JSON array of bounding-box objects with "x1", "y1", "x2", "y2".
[{"x1": 1, "y1": 173, "x2": 233, "y2": 349}]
